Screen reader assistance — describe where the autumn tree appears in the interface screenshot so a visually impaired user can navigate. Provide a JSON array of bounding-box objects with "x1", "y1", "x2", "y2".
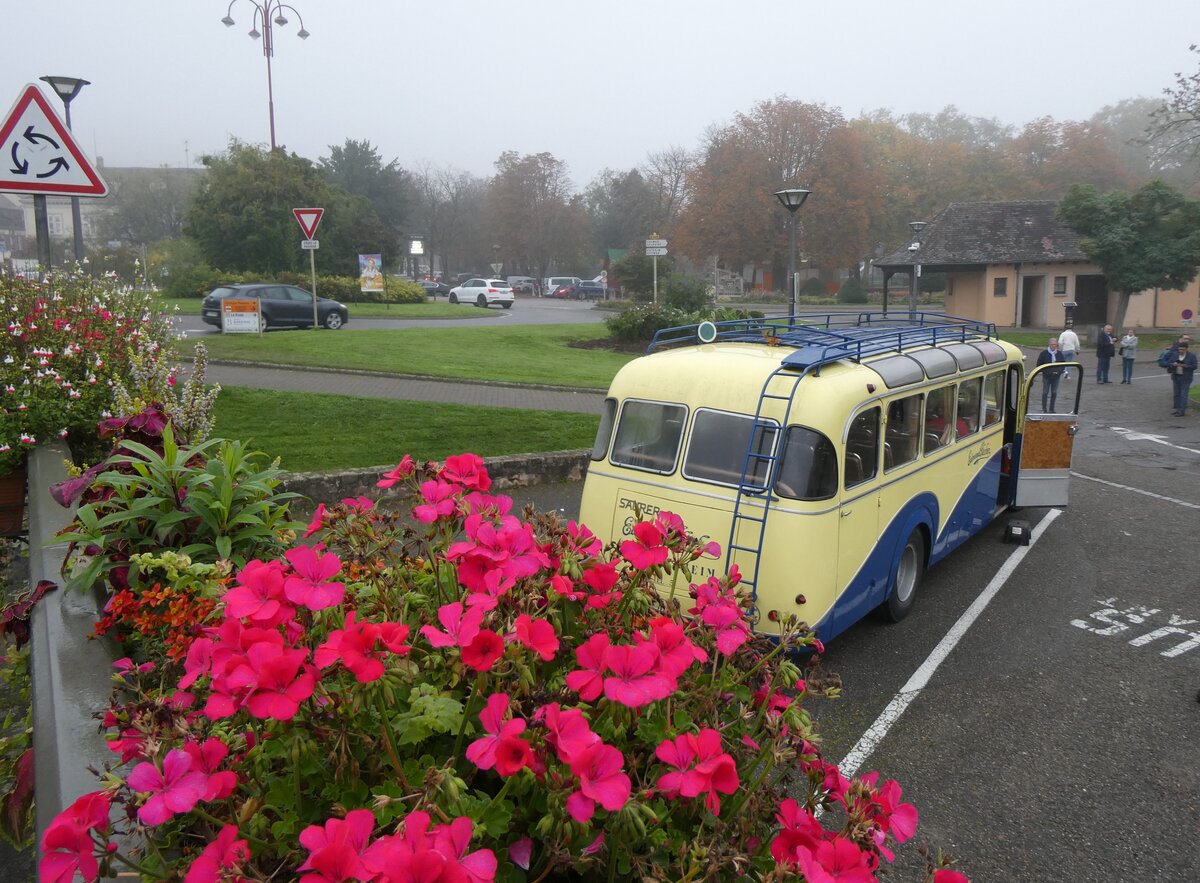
[
  {"x1": 1147, "y1": 43, "x2": 1200, "y2": 174},
  {"x1": 484, "y1": 151, "x2": 591, "y2": 279},
  {"x1": 1058, "y1": 179, "x2": 1200, "y2": 325},
  {"x1": 640, "y1": 145, "x2": 695, "y2": 231}
]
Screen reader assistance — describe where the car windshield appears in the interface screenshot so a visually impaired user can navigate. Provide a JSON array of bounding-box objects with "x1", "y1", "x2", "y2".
[{"x1": 489, "y1": 281, "x2": 512, "y2": 289}]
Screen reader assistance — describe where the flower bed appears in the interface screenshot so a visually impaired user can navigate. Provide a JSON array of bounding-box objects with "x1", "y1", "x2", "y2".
[{"x1": 39, "y1": 453, "x2": 968, "y2": 882}]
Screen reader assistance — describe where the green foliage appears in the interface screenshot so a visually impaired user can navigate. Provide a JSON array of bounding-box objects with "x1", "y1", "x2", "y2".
[
  {"x1": 604, "y1": 304, "x2": 691, "y2": 343},
  {"x1": 799, "y1": 277, "x2": 827, "y2": 297},
  {"x1": 156, "y1": 238, "x2": 221, "y2": 299},
  {"x1": 837, "y1": 277, "x2": 868, "y2": 303},
  {"x1": 609, "y1": 254, "x2": 663, "y2": 296},
  {"x1": 660, "y1": 272, "x2": 711, "y2": 312},
  {"x1": 58, "y1": 428, "x2": 300, "y2": 593},
  {"x1": 0, "y1": 643, "x2": 33, "y2": 849}
]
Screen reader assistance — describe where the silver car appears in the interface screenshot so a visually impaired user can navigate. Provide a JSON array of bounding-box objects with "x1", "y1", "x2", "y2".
[{"x1": 448, "y1": 278, "x2": 515, "y2": 309}]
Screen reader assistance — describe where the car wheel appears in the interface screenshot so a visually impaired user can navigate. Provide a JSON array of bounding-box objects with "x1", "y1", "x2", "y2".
[
  {"x1": 323, "y1": 311, "x2": 344, "y2": 330},
  {"x1": 501, "y1": 302, "x2": 512, "y2": 309},
  {"x1": 879, "y1": 529, "x2": 924, "y2": 622},
  {"x1": 449, "y1": 293, "x2": 458, "y2": 304},
  {"x1": 477, "y1": 294, "x2": 488, "y2": 308},
  {"x1": 258, "y1": 311, "x2": 270, "y2": 330}
]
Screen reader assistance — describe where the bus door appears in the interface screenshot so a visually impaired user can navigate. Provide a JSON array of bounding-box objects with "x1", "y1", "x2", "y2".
[
  {"x1": 837, "y1": 408, "x2": 882, "y2": 606},
  {"x1": 1013, "y1": 362, "x2": 1082, "y2": 507}
]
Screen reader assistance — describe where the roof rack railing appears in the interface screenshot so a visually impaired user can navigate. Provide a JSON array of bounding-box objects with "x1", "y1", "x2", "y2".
[{"x1": 646, "y1": 311, "x2": 997, "y2": 356}]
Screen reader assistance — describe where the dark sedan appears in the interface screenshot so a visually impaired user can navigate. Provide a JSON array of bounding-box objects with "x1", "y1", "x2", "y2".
[
  {"x1": 201, "y1": 283, "x2": 349, "y2": 330},
  {"x1": 421, "y1": 280, "x2": 451, "y2": 297}
]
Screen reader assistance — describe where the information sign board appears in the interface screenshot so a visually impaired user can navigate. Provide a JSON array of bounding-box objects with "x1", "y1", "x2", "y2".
[{"x1": 221, "y1": 299, "x2": 261, "y2": 334}]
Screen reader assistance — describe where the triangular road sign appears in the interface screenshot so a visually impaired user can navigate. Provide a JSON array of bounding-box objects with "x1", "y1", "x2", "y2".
[
  {"x1": 293, "y1": 207, "x2": 324, "y2": 240},
  {"x1": 0, "y1": 84, "x2": 107, "y2": 196}
]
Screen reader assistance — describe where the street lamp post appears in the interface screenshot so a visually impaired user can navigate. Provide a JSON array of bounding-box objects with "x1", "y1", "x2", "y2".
[
  {"x1": 39, "y1": 76, "x2": 89, "y2": 263},
  {"x1": 908, "y1": 219, "x2": 927, "y2": 320},
  {"x1": 774, "y1": 188, "x2": 811, "y2": 325},
  {"x1": 221, "y1": 1, "x2": 310, "y2": 151}
]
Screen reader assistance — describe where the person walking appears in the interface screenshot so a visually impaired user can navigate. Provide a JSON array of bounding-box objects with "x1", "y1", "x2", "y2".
[
  {"x1": 1095, "y1": 324, "x2": 1115, "y2": 384},
  {"x1": 1166, "y1": 340, "x2": 1196, "y2": 416},
  {"x1": 1058, "y1": 326, "x2": 1080, "y2": 380},
  {"x1": 1036, "y1": 338, "x2": 1064, "y2": 413},
  {"x1": 1119, "y1": 328, "x2": 1139, "y2": 384}
]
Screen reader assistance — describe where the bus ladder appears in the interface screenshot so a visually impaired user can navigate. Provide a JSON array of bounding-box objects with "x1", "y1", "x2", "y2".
[{"x1": 725, "y1": 366, "x2": 807, "y2": 614}]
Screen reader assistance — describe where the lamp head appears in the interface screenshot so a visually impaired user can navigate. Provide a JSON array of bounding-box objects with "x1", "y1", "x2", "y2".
[
  {"x1": 221, "y1": 14, "x2": 235, "y2": 26},
  {"x1": 774, "y1": 188, "x2": 812, "y2": 213},
  {"x1": 38, "y1": 76, "x2": 90, "y2": 103},
  {"x1": 297, "y1": 28, "x2": 310, "y2": 39},
  {"x1": 248, "y1": 26, "x2": 261, "y2": 39},
  {"x1": 274, "y1": 14, "x2": 288, "y2": 25},
  {"x1": 908, "y1": 220, "x2": 928, "y2": 235}
]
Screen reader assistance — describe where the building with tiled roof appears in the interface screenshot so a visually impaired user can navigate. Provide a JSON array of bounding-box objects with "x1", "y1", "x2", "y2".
[{"x1": 876, "y1": 201, "x2": 1199, "y2": 330}]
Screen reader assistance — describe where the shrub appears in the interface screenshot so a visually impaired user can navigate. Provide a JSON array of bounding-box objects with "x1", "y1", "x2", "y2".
[
  {"x1": 661, "y1": 272, "x2": 711, "y2": 313},
  {"x1": 37, "y1": 455, "x2": 967, "y2": 882},
  {"x1": 799, "y1": 277, "x2": 827, "y2": 298},
  {"x1": 604, "y1": 304, "x2": 690, "y2": 343},
  {"x1": 838, "y1": 278, "x2": 868, "y2": 304}
]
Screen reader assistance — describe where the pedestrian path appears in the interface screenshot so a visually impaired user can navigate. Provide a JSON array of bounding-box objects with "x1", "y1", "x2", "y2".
[{"x1": 203, "y1": 362, "x2": 606, "y2": 415}]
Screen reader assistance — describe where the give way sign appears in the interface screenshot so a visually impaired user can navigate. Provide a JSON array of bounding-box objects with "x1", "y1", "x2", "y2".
[
  {"x1": 293, "y1": 207, "x2": 324, "y2": 239},
  {"x1": 0, "y1": 84, "x2": 107, "y2": 196}
]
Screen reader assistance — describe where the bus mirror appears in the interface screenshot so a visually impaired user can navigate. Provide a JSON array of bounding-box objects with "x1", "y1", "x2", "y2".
[{"x1": 697, "y1": 321, "x2": 718, "y2": 344}]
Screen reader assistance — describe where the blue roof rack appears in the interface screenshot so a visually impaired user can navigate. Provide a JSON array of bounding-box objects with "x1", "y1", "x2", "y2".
[{"x1": 646, "y1": 311, "x2": 998, "y2": 372}]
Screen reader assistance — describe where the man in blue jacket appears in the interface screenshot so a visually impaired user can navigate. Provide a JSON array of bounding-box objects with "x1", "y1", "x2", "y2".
[
  {"x1": 1037, "y1": 338, "x2": 1065, "y2": 413},
  {"x1": 1166, "y1": 339, "x2": 1196, "y2": 416}
]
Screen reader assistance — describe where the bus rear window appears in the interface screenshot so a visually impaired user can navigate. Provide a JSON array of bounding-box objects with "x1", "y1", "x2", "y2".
[
  {"x1": 610, "y1": 400, "x2": 687, "y2": 474},
  {"x1": 774, "y1": 426, "x2": 838, "y2": 501},
  {"x1": 590, "y1": 398, "x2": 617, "y2": 461},
  {"x1": 683, "y1": 409, "x2": 778, "y2": 489}
]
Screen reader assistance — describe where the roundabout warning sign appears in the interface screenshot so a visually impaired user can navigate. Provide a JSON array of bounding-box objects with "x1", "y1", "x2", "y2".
[{"x1": 0, "y1": 84, "x2": 107, "y2": 196}]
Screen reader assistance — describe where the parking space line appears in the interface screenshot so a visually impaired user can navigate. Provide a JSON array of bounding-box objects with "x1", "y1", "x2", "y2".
[
  {"x1": 836, "y1": 509, "x2": 1062, "y2": 779},
  {"x1": 1070, "y1": 472, "x2": 1200, "y2": 510}
]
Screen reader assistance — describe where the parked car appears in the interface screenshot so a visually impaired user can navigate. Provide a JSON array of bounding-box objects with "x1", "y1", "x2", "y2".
[
  {"x1": 507, "y1": 276, "x2": 537, "y2": 294},
  {"x1": 551, "y1": 283, "x2": 578, "y2": 299},
  {"x1": 576, "y1": 280, "x2": 606, "y2": 300},
  {"x1": 201, "y1": 283, "x2": 349, "y2": 330},
  {"x1": 544, "y1": 276, "x2": 582, "y2": 298},
  {"x1": 421, "y1": 280, "x2": 451, "y2": 297},
  {"x1": 448, "y1": 278, "x2": 515, "y2": 308}
]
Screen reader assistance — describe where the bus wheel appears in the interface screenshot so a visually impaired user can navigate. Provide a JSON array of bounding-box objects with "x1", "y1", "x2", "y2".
[{"x1": 882, "y1": 529, "x2": 924, "y2": 622}]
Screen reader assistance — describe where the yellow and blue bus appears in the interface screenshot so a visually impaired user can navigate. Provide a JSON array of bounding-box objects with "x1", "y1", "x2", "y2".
[{"x1": 579, "y1": 312, "x2": 1080, "y2": 643}]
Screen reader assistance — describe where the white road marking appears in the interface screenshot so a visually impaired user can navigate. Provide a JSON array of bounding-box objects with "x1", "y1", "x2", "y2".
[
  {"x1": 1070, "y1": 472, "x2": 1200, "y2": 510},
  {"x1": 836, "y1": 509, "x2": 1061, "y2": 779},
  {"x1": 1110, "y1": 426, "x2": 1200, "y2": 455}
]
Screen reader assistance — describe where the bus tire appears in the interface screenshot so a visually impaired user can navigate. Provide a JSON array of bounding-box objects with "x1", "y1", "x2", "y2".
[{"x1": 882, "y1": 529, "x2": 924, "y2": 622}]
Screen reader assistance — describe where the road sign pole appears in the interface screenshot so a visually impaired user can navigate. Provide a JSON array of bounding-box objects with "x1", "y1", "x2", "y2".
[
  {"x1": 653, "y1": 256, "x2": 658, "y2": 305},
  {"x1": 310, "y1": 247, "x2": 318, "y2": 329},
  {"x1": 33, "y1": 194, "x2": 50, "y2": 272}
]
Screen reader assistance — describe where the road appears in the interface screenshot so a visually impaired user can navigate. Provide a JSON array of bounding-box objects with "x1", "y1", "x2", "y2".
[{"x1": 519, "y1": 361, "x2": 1200, "y2": 882}]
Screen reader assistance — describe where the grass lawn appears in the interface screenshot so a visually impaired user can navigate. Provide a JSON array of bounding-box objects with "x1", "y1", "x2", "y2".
[
  {"x1": 211, "y1": 387, "x2": 600, "y2": 473},
  {"x1": 184, "y1": 324, "x2": 634, "y2": 389},
  {"x1": 1000, "y1": 329, "x2": 1184, "y2": 351}
]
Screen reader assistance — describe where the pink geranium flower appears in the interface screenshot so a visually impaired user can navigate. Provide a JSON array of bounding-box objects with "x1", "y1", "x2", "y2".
[
  {"x1": 181, "y1": 737, "x2": 237, "y2": 801},
  {"x1": 536, "y1": 704, "x2": 599, "y2": 765},
  {"x1": 796, "y1": 836, "x2": 875, "y2": 883},
  {"x1": 283, "y1": 546, "x2": 346, "y2": 611},
  {"x1": 642, "y1": 617, "x2": 706, "y2": 677},
  {"x1": 419, "y1": 602, "x2": 482, "y2": 649},
  {"x1": 184, "y1": 824, "x2": 250, "y2": 883},
  {"x1": 412, "y1": 479, "x2": 460, "y2": 523},
  {"x1": 461, "y1": 629, "x2": 505, "y2": 672},
  {"x1": 565, "y1": 633, "x2": 610, "y2": 702},
  {"x1": 466, "y1": 694, "x2": 525, "y2": 769},
  {"x1": 655, "y1": 729, "x2": 739, "y2": 813},
  {"x1": 376, "y1": 455, "x2": 414, "y2": 488},
  {"x1": 771, "y1": 798, "x2": 824, "y2": 867},
  {"x1": 447, "y1": 514, "x2": 549, "y2": 599},
  {"x1": 619, "y1": 520, "x2": 669, "y2": 570},
  {"x1": 298, "y1": 808, "x2": 376, "y2": 883},
  {"x1": 339, "y1": 495, "x2": 374, "y2": 512},
  {"x1": 303, "y1": 503, "x2": 327, "y2": 539},
  {"x1": 222, "y1": 559, "x2": 293, "y2": 626},
  {"x1": 579, "y1": 562, "x2": 621, "y2": 609},
  {"x1": 239, "y1": 643, "x2": 316, "y2": 721},
  {"x1": 40, "y1": 822, "x2": 98, "y2": 883},
  {"x1": 566, "y1": 742, "x2": 631, "y2": 822},
  {"x1": 602, "y1": 643, "x2": 675, "y2": 708},
  {"x1": 127, "y1": 749, "x2": 209, "y2": 825},
  {"x1": 513, "y1": 614, "x2": 559, "y2": 661},
  {"x1": 441, "y1": 452, "x2": 491, "y2": 491},
  {"x1": 316, "y1": 612, "x2": 409, "y2": 683}
]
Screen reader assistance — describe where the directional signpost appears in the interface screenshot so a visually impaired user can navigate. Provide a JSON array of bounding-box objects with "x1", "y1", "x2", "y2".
[
  {"x1": 646, "y1": 237, "x2": 668, "y2": 304},
  {"x1": 0, "y1": 83, "x2": 108, "y2": 271},
  {"x1": 293, "y1": 207, "x2": 324, "y2": 328}
]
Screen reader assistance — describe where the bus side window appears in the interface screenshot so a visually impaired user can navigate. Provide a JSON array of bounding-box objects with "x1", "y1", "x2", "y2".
[
  {"x1": 774, "y1": 426, "x2": 837, "y2": 501},
  {"x1": 923, "y1": 384, "x2": 956, "y2": 454},
  {"x1": 983, "y1": 372, "x2": 1004, "y2": 427},
  {"x1": 845, "y1": 407, "x2": 879, "y2": 488},
  {"x1": 884, "y1": 393, "x2": 922, "y2": 471},
  {"x1": 956, "y1": 377, "x2": 983, "y2": 439}
]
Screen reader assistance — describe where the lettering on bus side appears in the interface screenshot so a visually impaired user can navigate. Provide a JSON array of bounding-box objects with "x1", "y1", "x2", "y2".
[
  {"x1": 967, "y1": 441, "x2": 994, "y2": 467},
  {"x1": 618, "y1": 496, "x2": 663, "y2": 537}
]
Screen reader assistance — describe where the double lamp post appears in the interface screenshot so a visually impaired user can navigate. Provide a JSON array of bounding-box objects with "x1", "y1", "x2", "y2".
[{"x1": 38, "y1": 75, "x2": 89, "y2": 264}]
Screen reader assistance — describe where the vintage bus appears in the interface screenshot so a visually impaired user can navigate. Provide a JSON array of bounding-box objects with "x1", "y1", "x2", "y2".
[{"x1": 579, "y1": 313, "x2": 1080, "y2": 643}]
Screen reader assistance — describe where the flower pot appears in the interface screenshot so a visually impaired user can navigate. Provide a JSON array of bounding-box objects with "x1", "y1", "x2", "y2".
[{"x1": 0, "y1": 465, "x2": 27, "y2": 536}]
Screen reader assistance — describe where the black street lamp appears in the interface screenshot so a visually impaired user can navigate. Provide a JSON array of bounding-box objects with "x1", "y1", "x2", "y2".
[
  {"x1": 221, "y1": 1, "x2": 310, "y2": 151},
  {"x1": 908, "y1": 219, "x2": 928, "y2": 319},
  {"x1": 774, "y1": 188, "x2": 811, "y2": 323},
  {"x1": 39, "y1": 76, "x2": 89, "y2": 263}
]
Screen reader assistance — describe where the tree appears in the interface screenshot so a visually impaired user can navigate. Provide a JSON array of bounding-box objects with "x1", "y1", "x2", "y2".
[
  {"x1": 318, "y1": 139, "x2": 412, "y2": 256},
  {"x1": 97, "y1": 167, "x2": 202, "y2": 248},
  {"x1": 411, "y1": 164, "x2": 487, "y2": 280},
  {"x1": 1147, "y1": 43, "x2": 1200, "y2": 173},
  {"x1": 1058, "y1": 179, "x2": 1200, "y2": 325},
  {"x1": 186, "y1": 140, "x2": 335, "y2": 274},
  {"x1": 584, "y1": 168, "x2": 658, "y2": 253}
]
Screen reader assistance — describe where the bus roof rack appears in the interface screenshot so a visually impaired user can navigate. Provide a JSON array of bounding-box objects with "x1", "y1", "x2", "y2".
[{"x1": 645, "y1": 311, "x2": 999, "y2": 371}]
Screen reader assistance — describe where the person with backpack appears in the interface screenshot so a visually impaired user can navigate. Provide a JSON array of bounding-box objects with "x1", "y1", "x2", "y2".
[{"x1": 1165, "y1": 338, "x2": 1196, "y2": 416}]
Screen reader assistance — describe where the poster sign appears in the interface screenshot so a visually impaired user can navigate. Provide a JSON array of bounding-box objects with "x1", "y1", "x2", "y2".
[
  {"x1": 358, "y1": 254, "x2": 383, "y2": 293},
  {"x1": 221, "y1": 299, "x2": 261, "y2": 333}
]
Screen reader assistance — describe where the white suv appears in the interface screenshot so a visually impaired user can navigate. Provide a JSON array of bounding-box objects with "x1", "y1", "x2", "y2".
[{"x1": 448, "y1": 278, "x2": 515, "y2": 309}]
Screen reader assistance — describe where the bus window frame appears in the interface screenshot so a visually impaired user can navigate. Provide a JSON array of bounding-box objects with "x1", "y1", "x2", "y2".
[
  {"x1": 773, "y1": 424, "x2": 839, "y2": 502},
  {"x1": 590, "y1": 397, "x2": 617, "y2": 461},
  {"x1": 884, "y1": 392, "x2": 924, "y2": 473},
  {"x1": 681, "y1": 407, "x2": 779, "y2": 490},
  {"x1": 844, "y1": 406, "x2": 881, "y2": 489},
  {"x1": 609, "y1": 398, "x2": 689, "y2": 475}
]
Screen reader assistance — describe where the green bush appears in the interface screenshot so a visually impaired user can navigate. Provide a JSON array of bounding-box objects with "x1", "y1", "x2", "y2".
[
  {"x1": 661, "y1": 272, "x2": 711, "y2": 313},
  {"x1": 604, "y1": 304, "x2": 690, "y2": 343},
  {"x1": 837, "y1": 278, "x2": 868, "y2": 304},
  {"x1": 799, "y1": 277, "x2": 827, "y2": 297}
]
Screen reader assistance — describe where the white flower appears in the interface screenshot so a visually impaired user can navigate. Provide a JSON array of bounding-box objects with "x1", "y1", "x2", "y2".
[
  {"x1": 0, "y1": 444, "x2": 9, "y2": 453},
  {"x1": 2, "y1": 355, "x2": 11, "y2": 364}
]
